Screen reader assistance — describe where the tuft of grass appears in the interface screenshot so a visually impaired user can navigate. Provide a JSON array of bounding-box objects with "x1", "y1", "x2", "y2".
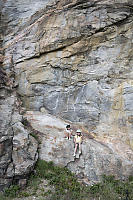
[
  {"x1": 18, "y1": 191, "x2": 30, "y2": 198},
  {"x1": 128, "y1": 175, "x2": 133, "y2": 182},
  {"x1": 30, "y1": 132, "x2": 40, "y2": 142},
  {"x1": 28, "y1": 160, "x2": 84, "y2": 200},
  {"x1": 1, "y1": 160, "x2": 133, "y2": 200},
  {"x1": 4, "y1": 185, "x2": 20, "y2": 198},
  {"x1": 0, "y1": 193, "x2": 8, "y2": 200},
  {"x1": 33, "y1": 160, "x2": 81, "y2": 199},
  {"x1": 88, "y1": 174, "x2": 133, "y2": 200}
]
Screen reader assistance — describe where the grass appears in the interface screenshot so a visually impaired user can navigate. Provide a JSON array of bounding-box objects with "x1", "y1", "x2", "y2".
[
  {"x1": 2, "y1": 185, "x2": 20, "y2": 199},
  {"x1": 30, "y1": 132, "x2": 40, "y2": 142},
  {"x1": 1, "y1": 160, "x2": 133, "y2": 200}
]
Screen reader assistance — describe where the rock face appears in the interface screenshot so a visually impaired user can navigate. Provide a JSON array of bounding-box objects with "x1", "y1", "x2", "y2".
[
  {"x1": 1, "y1": 0, "x2": 133, "y2": 189},
  {"x1": 26, "y1": 111, "x2": 133, "y2": 185},
  {"x1": 0, "y1": 1, "x2": 38, "y2": 190},
  {"x1": 0, "y1": 91, "x2": 38, "y2": 191}
]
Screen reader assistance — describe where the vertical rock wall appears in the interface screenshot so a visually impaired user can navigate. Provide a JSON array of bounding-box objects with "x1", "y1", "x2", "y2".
[
  {"x1": 0, "y1": 1, "x2": 38, "y2": 191},
  {"x1": 0, "y1": 1, "x2": 13, "y2": 190},
  {"x1": 1, "y1": 0, "x2": 133, "y2": 188}
]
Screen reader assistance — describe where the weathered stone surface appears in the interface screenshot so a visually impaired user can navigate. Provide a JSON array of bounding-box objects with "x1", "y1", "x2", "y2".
[
  {"x1": 0, "y1": 94, "x2": 14, "y2": 190},
  {"x1": 0, "y1": 94, "x2": 38, "y2": 190},
  {"x1": 25, "y1": 111, "x2": 133, "y2": 184},
  {"x1": 0, "y1": 83, "x2": 38, "y2": 190},
  {"x1": 1, "y1": 0, "x2": 133, "y2": 189},
  {"x1": 11, "y1": 0, "x2": 133, "y2": 137},
  {"x1": 12, "y1": 122, "x2": 38, "y2": 176},
  {"x1": 0, "y1": 1, "x2": 39, "y2": 191}
]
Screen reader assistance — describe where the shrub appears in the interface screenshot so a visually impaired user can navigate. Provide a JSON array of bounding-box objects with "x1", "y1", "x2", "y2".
[{"x1": 4, "y1": 185, "x2": 20, "y2": 198}]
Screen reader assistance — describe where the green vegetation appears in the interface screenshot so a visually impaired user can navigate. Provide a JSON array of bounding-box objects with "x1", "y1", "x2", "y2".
[
  {"x1": 0, "y1": 160, "x2": 133, "y2": 200},
  {"x1": 30, "y1": 132, "x2": 40, "y2": 142},
  {"x1": 2, "y1": 185, "x2": 20, "y2": 199}
]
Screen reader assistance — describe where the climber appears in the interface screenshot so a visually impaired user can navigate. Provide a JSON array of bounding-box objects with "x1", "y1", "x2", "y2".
[
  {"x1": 73, "y1": 129, "x2": 83, "y2": 157},
  {"x1": 64, "y1": 124, "x2": 73, "y2": 140}
]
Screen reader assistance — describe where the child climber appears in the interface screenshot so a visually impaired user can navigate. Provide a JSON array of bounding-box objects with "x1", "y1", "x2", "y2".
[
  {"x1": 65, "y1": 124, "x2": 73, "y2": 140},
  {"x1": 73, "y1": 129, "x2": 83, "y2": 157}
]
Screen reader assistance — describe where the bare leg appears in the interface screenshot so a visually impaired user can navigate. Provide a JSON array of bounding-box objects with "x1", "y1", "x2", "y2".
[
  {"x1": 79, "y1": 143, "x2": 82, "y2": 155},
  {"x1": 74, "y1": 143, "x2": 78, "y2": 156},
  {"x1": 64, "y1": 131, "x2": 69, "y2": 139},
  {"x1": 68, "y1": 132, "x2": 72, "y2": 140}
]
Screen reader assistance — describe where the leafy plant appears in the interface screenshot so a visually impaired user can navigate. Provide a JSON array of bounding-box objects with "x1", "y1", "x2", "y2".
[{"x1": 4, "y1": 185, "x2": 20, "y2": 198}]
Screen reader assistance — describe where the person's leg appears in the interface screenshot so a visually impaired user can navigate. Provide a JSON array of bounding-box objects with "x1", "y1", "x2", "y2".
[
  {"x1": 64, "y1": 131, "x2": 69, "y2": 139},
  {"x1": 69, "y1": 131, "x2": 72, "y2": 139},
  {"x1": 73, "y1": 143, "x2": 78, "y2": 156},
  {"x1": 68, "y1": 132, "x2": 71, "y2": 140},
  {"x1": 79, "y1": 143, "x2": 82, "y2": 155}
]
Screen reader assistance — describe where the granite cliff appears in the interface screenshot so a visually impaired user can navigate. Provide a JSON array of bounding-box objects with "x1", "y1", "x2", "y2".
[{"x1": 0, "y1": 0, "x2": 133, "y2": 190}]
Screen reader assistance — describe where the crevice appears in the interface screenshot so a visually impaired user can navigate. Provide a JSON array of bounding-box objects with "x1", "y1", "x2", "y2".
[
  {"x1": 3, "y1": 0, "x2": 133, "y2": 52},
  {"x1": 94, "y1": 15, "x2": 133, "y2": 36},
  {"x1": 10, "y1": 126, "x2": 16, "y2": 183},
  {"x1": 14, "y1": 13, "x2": 133, "y2": 65},
  {"x1": 64, "y1": 0, "x2": 98, "y2": 10},
  {"x1": 65, "y1": 157, "x2": 76, "y2": 168},
  {"x1": 14, "y1": 36, "x2": 82, "y2": 65}
]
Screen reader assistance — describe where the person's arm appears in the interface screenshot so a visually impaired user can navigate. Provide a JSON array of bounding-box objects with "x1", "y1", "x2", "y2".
[
  {"x1": 81, "y1": 135, "x2": 83, "y2": 144},
  {"x1": 71, "y1": 129, "x2": 74, "y2": 136},
  {"x1": 73, "y1": 135, "x2": 76, "y2": 143}
]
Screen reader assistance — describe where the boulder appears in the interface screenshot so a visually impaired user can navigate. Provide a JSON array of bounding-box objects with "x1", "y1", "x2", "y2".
[{"x1": 12, "y1": 121, "x2": 38, "y2": 177}]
